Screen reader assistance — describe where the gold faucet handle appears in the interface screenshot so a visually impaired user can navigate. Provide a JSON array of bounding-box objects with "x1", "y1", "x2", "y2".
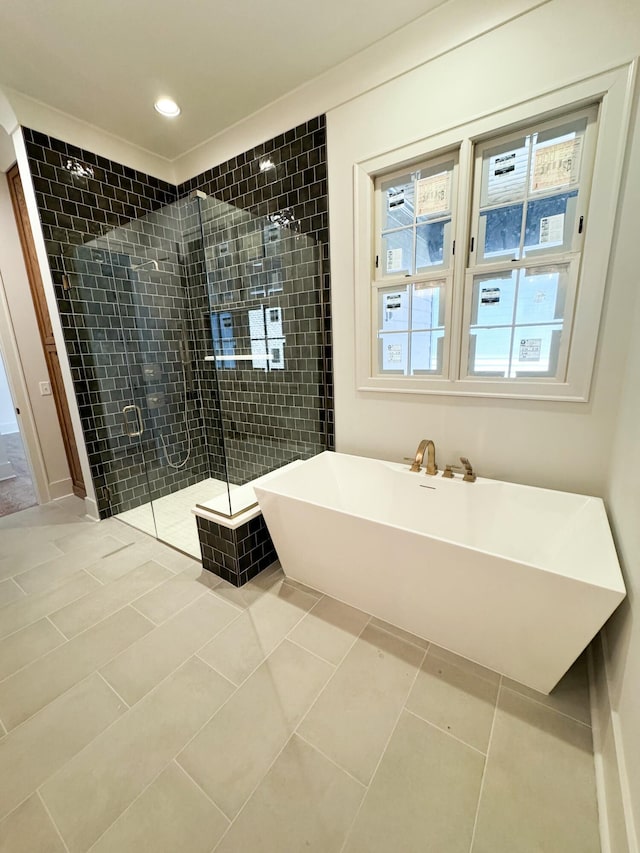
[
  {"x1": 459, "y1": 457, "x2": 476, "y2": 482},
  {"x1": 403, "y1": 457, "x2": 422, "y2": 473}
]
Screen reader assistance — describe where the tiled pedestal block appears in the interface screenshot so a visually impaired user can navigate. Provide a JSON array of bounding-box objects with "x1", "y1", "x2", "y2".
[{"x1": 196, "y1": 513, "x2": 278, "y2": 587}]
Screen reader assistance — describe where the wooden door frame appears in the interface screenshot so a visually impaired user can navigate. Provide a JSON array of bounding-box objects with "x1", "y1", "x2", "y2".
[{"x1": 6, "y1": 163, "x2": 86, "y2": 497}]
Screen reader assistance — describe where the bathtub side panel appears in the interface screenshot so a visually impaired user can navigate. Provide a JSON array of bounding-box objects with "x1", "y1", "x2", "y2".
[{"x1": 257, "y1": 489, "x2": 624, "y2": 693}]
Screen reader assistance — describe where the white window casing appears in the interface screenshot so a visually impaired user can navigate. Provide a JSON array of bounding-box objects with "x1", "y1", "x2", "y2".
[{"x1": 354, "y1": 61, "x2": 637, "y2": 401}]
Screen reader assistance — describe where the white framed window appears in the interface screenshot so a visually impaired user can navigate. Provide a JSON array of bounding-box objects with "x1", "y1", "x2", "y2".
[
  {"x1": 374, "y1": 152, "x2": 457, "y2": 377},
  {"x1": 355, "y1": 63, "x2": 635, "y2": 401}
]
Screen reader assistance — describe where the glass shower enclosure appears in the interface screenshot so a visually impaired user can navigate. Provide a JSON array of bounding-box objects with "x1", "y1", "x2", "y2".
[{"x1": 66, "y1": 190, "x2": 326, "y2": 557}]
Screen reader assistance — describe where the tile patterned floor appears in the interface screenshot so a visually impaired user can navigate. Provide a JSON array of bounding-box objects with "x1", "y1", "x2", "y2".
[
  {"x1": 116, "y1": 478, "x2": 229, "y2": 558},
  {"x1": 0, "y1": 497, "x2": 601, "y2": 852}
]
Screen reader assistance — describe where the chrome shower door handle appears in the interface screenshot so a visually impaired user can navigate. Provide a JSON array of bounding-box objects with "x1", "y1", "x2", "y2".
[{"x1": 122, "y1": 405, "x2": 144, "y2": 437}]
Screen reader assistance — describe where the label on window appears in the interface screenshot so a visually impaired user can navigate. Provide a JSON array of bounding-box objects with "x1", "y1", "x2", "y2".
[
  {"x1": 387, "y1": 344, "x2": 403, "y2": 363},
  {"x1": 539, "y1": 213, "x2": 565, "y2": 244},
  {"x1": 386, "y1": 248, "x2": 403, "y2": 272},
  {"x1": 388, "y1": 189, "x2": 405, "y2": 210},
  {"x1": 416, "y1": 173, "x2": 450, "y2": 216},
  {"x1": 532, "y1": 137, "x2": 582, "y2": 191},
  {"x1": 481, "y1": 287, "x2": 501, "y2": 304},
  {"x1": 384, "y1": 293, "x2": 403, "y2": 310},
  {"x1": 494, "y1": 152, "x2": 516, "y2": 177},
  {"x1": 519, "y1": 338, "x2": 542, "y2": 361}
]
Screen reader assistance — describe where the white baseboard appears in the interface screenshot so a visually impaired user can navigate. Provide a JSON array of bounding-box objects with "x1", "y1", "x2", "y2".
[
  {"x1": 47, "y1": 477, "x2": 73, "y2": 500},
  {"x1": 83, "y1": 495, "x2": 100, "y2": 521},
  {"x1": 589, "y1": 633, "x2": 638, "y2": 853},
  {"x1": 0, "y1": 460, "x2": 15, "y2": 481}
]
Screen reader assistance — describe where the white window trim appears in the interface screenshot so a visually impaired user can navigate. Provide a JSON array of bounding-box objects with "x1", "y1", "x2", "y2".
[{"x1": 353, "y1": 61, "x2": 637, "y2": 401}]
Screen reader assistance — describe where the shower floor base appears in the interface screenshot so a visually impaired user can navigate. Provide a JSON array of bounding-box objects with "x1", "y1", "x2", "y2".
[{"x1": 116, "y1": 477, "x2": 230, "y2": 558}]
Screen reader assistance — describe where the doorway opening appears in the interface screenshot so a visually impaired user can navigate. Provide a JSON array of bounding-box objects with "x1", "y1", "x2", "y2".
[{"x1": 0, "y1": 347, "x2": 36, "y2": 516}]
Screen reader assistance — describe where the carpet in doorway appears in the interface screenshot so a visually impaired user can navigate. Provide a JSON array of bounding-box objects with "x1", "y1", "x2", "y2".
[{"x1": 0, "y1": 432, "x2": 37, "y2": 516}]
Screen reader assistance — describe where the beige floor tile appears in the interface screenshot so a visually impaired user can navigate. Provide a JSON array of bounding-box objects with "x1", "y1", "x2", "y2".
[
  {"x1": 471, "y1": 687, "x2": 599, "y2": 853},
  {"x1": 217, "y1": 734, "x2": 365, "y2": 853},
  {"x1": 0, "y1": 579, "x2": 24, "y2": 609},
  {"x1": 369, "y1": 616, "x2": 429, "y2": 650},
  {"x1": 132, "y1": 569, "x2": 212, "y2": 624},
  {"x1": 0, "y1": 794, "x2": 66, "y2": 853},
  {"x1": 502, "y1": 652, "x2": 591, "y2": 725},
  {"x1": 0, "y1": 606, "x2": 152, "y2": 729},
  {"x1": 198, "y1": 582, "x2": 319, "y2": 684},
  {"x1": 344, "y1": 710, "x2": 485, "y2": 853},
  {"x1": 84, "y1": 541, "x2": 157, "y2": 584},
  {"x1": 90, "y1": 762, "x2": 228, "y2": 853},
  {"x1": 288, "y1": 596, "x2": 370, "y2": 664},
  {"x1": 53, "y1": 526, "x2": 127, "y2": 554},
  {"x1": 0, "y1": 618, "x2": 65, "y2": 681},
  {"x1": 49, "y1": 560, "x2": 171, "y2": 638},
  {"x1": 0, "y1": 572, "x2": 99, "y2": 640},
  {"x1": 406, "y1": 645, "x2": 499, "y2": 752},
  {"x1": 148, "y1": 544, "x2": 203, "y2": 574},
  {"x1": 298, "y1": 623, "x2": 425, "y2": 784},
  {"x1": 211, "y1": 566, "x2": 293, "y2": 611},
  {"x1": 0, "y1": 673, "x2": 125, "y2": 821},
  {"x1": 0, "y1": 541, "x2": 63, "y2": 581},
  {"x1": 15, "y1": 536, "x2": 127, "y2": 594},
  {"x1": 41, "y1": 657, "x2": 233, "y2": 853},
  {"x1": 100, "y1": 594, "x2": 239, "y2": 705},
  {"x1": 178, "y1": 639, "x2": 333, "y2": 819}
]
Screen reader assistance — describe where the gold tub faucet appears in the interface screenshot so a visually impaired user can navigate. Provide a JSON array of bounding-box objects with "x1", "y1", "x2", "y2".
[{"x1": 406, "y1": 438, "x2": 438, "y2": 475}]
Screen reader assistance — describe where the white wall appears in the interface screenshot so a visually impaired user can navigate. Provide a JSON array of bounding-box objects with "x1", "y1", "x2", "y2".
[
  {"x1": 327, "y1": 0, "x2": 640, "y2": 498},
  {"x1": 601, "y1": 95, "x2": 640, "y2": 848}
]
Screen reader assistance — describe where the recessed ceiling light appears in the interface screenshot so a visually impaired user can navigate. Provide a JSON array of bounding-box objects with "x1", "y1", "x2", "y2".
[{"x1": 154, "y1": 98, "x2": 181, "y2": 118}]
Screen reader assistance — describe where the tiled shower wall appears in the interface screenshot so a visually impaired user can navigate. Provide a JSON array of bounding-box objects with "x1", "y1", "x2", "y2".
[
  {"x1": 23, "y1": 115, "x2": 331, "y2": 516},
  {"x1": 179, "y1": 115, "x2": 333, "y2": 484},
  {"x1": 22, "y1": 131, "x2": 212, "y2": 516}
]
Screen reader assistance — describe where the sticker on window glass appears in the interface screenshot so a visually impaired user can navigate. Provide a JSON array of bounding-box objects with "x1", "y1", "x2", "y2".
[
  {"x1": 387, "y1": 189, "x2": 405, "y2": 210},
  {"x1": 386, "y1": 247, "x2": 403, "y2": 272},
  {"x1": 416, "y1": 173, "x2": 450, "y2": 217},
  {"x1": 481, "y1": 287, "x2": 501, "y2": 304},
  {"x1": 532, "y1": 137, "x2": 582, "y2": 192},
  {"x1": 486, "y1": 147, "x2": 527, "y2": 204},
  {"x1": 387, "y1": 344, "x2": 403, "y2": 363},
  {"x1": 384, "y1": 292, "x2": 404, "y2": 320},
  {"x1": 539, "y1": 213, "x2": 565, "y2": 245},
  {"x1": 519, "y1": 338, "x2": 542, "y2": 361},
  {"x1": 494, "y1": 152, "x2": 516, "y2": 177}
]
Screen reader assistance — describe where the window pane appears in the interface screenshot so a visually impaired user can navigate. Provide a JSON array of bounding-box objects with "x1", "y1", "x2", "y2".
[
  {"x1": 471, "y1": 272, "x2": 515, "y2": 326},
  {"x1": 415, "y1": 168, "x2": 452, "y2": 220},
  {"x1": 416, "y1": 221, "x2": 449, "y2": 271},
  {"x1": 481, "y1": 138, "x2": 530, "y2": 206},
  {"x1": 523, "y1": 191, "x2": 577, "y2": 254},
  {"x1": 468, "y1": 328, "x2": 512, "y2": 376},
  {"x1": 381, "y1": 229, "x2": 413, "y2": 276},
  {"x1": 478, "y1": 203, "x2": 523, "y2": 262},
  {"x1": 381, "y1": 175, "x2": 415, "y2": 229},
  {"x1": 516, "y1": 265, "x2": 568, "y2": 325},
  {"x1": 531, "y1": 123, "x2": 585, "y2": 194},
  {"x1": 511, "y1": 325, "x2": 562, "y2": 376},
  {"x1": 412, "y1": 281, "x2": 446, "y2": 330},
  {"x1": 378, "y1": 332, "x2": 409, "y2": 373},
  {"x1": 411, "y1": 330, "x2": 444, "y2": 374},
  {"x1": 378, "y1": 285, "x2": 410, "y2": 332}
]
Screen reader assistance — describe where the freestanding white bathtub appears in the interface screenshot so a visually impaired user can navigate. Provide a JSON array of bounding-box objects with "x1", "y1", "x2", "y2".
[{"x1": 255, "y1": 451, "x2": 626, "y2": 694}]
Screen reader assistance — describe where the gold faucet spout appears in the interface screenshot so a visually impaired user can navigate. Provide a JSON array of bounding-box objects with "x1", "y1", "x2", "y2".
[{"x1": 410, "y1": 438, "x2": 438, "y2": 475}]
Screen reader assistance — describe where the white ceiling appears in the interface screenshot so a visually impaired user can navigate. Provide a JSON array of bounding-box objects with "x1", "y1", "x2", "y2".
[{"x1": 0, "y1": 0, "x2": 446, "y2": 160}]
